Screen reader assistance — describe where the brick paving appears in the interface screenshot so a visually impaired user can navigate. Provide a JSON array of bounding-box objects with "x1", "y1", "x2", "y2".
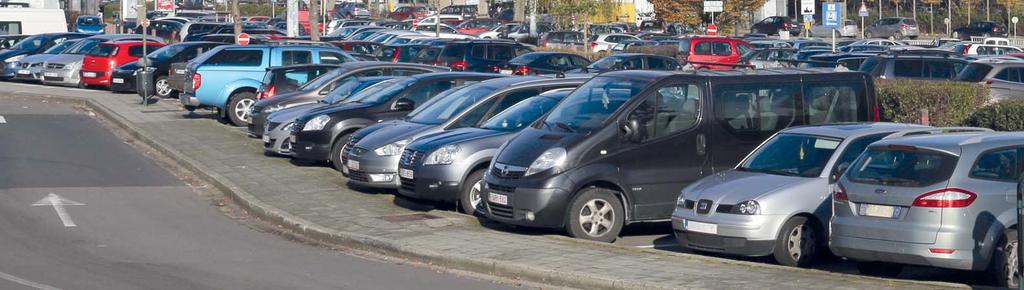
[{"x1": 0, "y1": 83, "x2": 969, "y2": 290}]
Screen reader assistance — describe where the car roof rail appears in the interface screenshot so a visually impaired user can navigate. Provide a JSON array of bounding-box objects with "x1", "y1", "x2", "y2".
[
  {"x1": 264, "y1": 39, "x2": 335, "y2": 47},
  {"x1": 882, "y1": 127, "x2": 993, "y2": 140},
  {"x1": 880, "y1": 48, "x2": 961, "y2": 57}
]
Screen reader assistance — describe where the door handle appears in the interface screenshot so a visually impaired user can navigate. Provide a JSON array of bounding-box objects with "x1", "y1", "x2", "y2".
[{"x1": 696, "y1": 134, "x2": 706, "y2": 156}]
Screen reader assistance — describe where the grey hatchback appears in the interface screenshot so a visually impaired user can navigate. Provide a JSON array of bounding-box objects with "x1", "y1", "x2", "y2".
[{"x1": 831, "y1": 132, "x2": 1024, "y2": 287}]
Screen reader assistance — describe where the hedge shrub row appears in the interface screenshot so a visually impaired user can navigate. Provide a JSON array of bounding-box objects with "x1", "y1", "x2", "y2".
[
  {"x1": 875, "y1": 79, "x2": 988, "y2": 127},
  {"x1": 962, "y1": 99, "x2": 1024, "y2": 131}
]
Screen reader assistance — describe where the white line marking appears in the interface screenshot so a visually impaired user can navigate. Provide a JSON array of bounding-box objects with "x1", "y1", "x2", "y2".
[
  {"x1": 32, "y1": 193, "x2": 85, "y2": 227},
  {"x1": 0, "y1": 270, "x2": 62, "y2": 290},
  {"x1": 0, "y1": 116, "x2": 6, "y2": 123},
  {"x1": 635, "y1": 243, "x2": 683, "y2": 249}
]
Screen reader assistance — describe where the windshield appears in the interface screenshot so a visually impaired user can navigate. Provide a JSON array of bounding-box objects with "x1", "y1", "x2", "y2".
[
  {"x1": 9, "y1": 35, "x2": 44, "y2": 50},
  {"x1": 848, "y1": 147, "x2": 958, "y2": 187},
  {"x1": 78, "y1": 17, "x2": 101, "y2": 25},
  {"x1": 508, "y1": 53, "x2": 545, "y2": 64},
  {"x1": 146, "y1": 43, "x2": 187, "y2": 60},
  {"x1": 541, "y1": 77, "x2": 648, "y2": 132},
  {"x1": 480, "y1": 95, "x2": 562, "y2": 132},
  {"x1": 324, "y1": 78, "x2": 384, "y2": 104},
  {"x1": 588, "y1": 56, "x2": 627, "y2": 69},
  {"x1": 348, "y1": 78, "x2": 411, "y2": 104},
  {"x1": 738, "y1": 134, "x2": 842, "y2": 177},
  {"x1": 43, "y1": 40, "x2": 79, "y2": 54},
  {"x1": 406, "y1": 85, "x2": 493, "y2": 125},
  {"x1": 67, "y1": 39, "x2": 103, "y2": 55},
  {"x1": 87, "y1": 44, "x2": 117, "y2": 57}
]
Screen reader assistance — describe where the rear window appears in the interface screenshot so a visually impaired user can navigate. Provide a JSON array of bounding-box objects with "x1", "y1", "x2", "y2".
[
  {"x1": 204, "y1": 50, "x2": 264, "y2": 66},
  {"x1": 858, "y1": 57, "x2": 882, "y2": 73},
  {"x1": 87, "y1": 44, "x2": 117, "y2": 56},
  {"x1": 440, "y1": 44, "x2": 467, "y2": 61},
  {"x1": 848, "y1": 147, "x2": 959, "y2": 187}
]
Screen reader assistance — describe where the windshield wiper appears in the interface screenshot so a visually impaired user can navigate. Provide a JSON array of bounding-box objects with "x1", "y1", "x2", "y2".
[
  {"x1": 553, "y1": 121, "x2": 575, "y2": 133},
  {"x1": 739, "y1": 167, "x2": 801, "y2": 177}
]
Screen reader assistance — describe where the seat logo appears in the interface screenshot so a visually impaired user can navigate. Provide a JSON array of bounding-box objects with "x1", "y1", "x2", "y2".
[
  {"x1": 875, "y1": 188, "x2": 887, "y2": 194},
  {"x1": 500, "y1": 165, "x2": 510, "y2": 176}
]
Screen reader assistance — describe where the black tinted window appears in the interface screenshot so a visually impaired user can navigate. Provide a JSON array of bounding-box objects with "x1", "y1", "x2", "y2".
[
  {"x1": 970, "y1": 148, "x2": 1019, "y2": 181},
  {"x1": 282, "y1": 50, "x2": 312, "y2": 65},
  {"x1": 803, "y1": 81, "x2": 867, "y2": 124},
  {"x1": 893, "y1": 59, "x2": 924, "y2": 77},
  {"x1": 956, "y1": 63, "x2": 994, "y2": 82},
  {"x1": 128, "y1": 45, "x2": 146, "y2": 57},
  {"x1": 849, "y1": 148, "x2": 959, "y2": 187},
  {"x1": 206, "y1": 50, "x2": 264, "y2": 66}
]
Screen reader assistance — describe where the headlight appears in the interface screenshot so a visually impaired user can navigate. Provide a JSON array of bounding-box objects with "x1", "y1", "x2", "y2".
[
  {"x1": 282, "y1": 122, "x2": 295, "y2": 132},
  {"x1": 302, "y1": 115, "x2": 331, "y2": 131},
  {"x1": 5, "y1": 54, "x2": 24, "y2": 63},
  {"x1": 525, "y1": 147, "x2": 567, "y2": 176},
  {"x1": 677, "y1": 194, "x2": 687, "y2": 206},
  {"x1": 423, "y1": 145, "x2": 459, "y2": 165},
  {"x1": 733, "y1": 200, "x2": 760, "y2": 215},
  {"x1": 374, "y1": 139, "x2": 410, "y2": 156}
]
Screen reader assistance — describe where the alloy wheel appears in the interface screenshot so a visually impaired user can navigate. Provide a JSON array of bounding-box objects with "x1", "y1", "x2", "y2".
[
  {"x1": 578, "y1": 199, "x2": 615, "y2": 237},
  {"x1": 235, "y1": 98, "x2": 256, "y2": 122},
  {"x1": 469, "y1": 179, "x2": 484, "y2": 210},
  {"x1": 787, "y1": 224, "x2": 816, "y2": 261},
  {"x1": 155, "y1": 79, "x2": 172, "y2": 97}
]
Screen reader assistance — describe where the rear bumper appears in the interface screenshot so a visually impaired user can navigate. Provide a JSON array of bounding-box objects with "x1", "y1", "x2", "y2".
[
  {"x1": 180, "y1": 93, "x2": 201, "y2": 107},
  {"x1": 109, "y1": 71, "x2": 137, "y2": 92},
  {"x1": 80, "y1": 71, "x2": 111, "y2": 87},
  {"x1": 830, "y1": 234, "x2": 981, "y2": 271}
]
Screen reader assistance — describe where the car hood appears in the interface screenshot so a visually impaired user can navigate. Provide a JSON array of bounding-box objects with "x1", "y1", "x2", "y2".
[
  {"x1": 352, "y1": 120, "x2": 436, "y2": 149},
  {"x1": 255, "y1": 88, "x2": 316, "y2": 108},
  {"x1": 681, "y1": 170, "x2": 819, "y2": 205},
  {"x1": 116, "y1": 60, "x2": 139, "y2": 73},
  {"x1": 493, "y1": 127, "x2": 586, "y2": 167},
  {"x1": 406, "y1": 127, "x2": 510, "y2": 153},
  {"x1": 268, "y1": 102, "x2": 324, "y2": 123},
  {"x1": 0, "y1": 49, "x2": 29, "y2": 60},
  {"x1": 20, "y1": 53, "x2": 57, "y2": 64},
  {"x1": 45, "y1": 54, "x2": 85, "y2": 65}
]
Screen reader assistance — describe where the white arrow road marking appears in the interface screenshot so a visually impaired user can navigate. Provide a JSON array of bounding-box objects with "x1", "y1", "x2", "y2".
[
  {"x1": 0, "y1": 270, "x2": 62, "y2": 290},
  {"x1": 32, "y1": 193, "x2": 85, "y2": 227}
]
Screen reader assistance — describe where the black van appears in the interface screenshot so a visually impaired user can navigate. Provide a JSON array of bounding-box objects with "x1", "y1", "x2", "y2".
[{"x1": 482, "y1": 69, "x2": 879, "y2": 242}]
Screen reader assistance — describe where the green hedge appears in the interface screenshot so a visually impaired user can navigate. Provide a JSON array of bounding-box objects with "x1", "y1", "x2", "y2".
[
  {"x1": 875, "y1": 79, "x2": 988, "y2": 127},
  {"x1": 962, "y1": 100, "x2": 1024, "y2": 131}
]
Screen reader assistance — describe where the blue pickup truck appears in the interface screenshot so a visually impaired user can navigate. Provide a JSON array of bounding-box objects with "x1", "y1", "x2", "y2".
[{"x1": 180, "y1": 44, "x2": 355, "y2": 126}]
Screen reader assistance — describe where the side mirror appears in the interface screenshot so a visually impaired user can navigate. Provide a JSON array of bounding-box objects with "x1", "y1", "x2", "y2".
[
  {"x1": 393, "y1": 98, "x2": 414, "y2": 111},
  {"x1": 618, "y1": 118, "x2": 643, "y2": 143},
  {"x1": 830, "y1": 162, "x2": 851, "y2": 183}
]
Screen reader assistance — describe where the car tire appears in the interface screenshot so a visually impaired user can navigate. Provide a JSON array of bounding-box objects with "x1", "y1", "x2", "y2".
[
  {"x1": 154, "y1": 75, "x2": 174, "y2": 98},
  {"x1": 226, "y1": 91, "x2": 256, "y2": 126},
  {"x1": 565, "y1": 188, "x2": 624, "y2": 243},
  {"x1": 891, "y1": 32, "x2": 903, "y2": 40},
  {"x1": 865, "y1": 31, "x2": 873, "y2": 38},
  {"x1": 458, "y1": 169, "x2": 486, "y2": 215},
  {"x1": 988, "y1": 229, "x2": 1019, "y2": 288},
  {"x1": 856, "y1": 261, "x2": 903, "y2": 277},
  {"x1": 773, "y1": 216, "x2": 822, "y2": 268},
  {"x1": 329, "y1": 133, "x2": 352, "y2": 172}
]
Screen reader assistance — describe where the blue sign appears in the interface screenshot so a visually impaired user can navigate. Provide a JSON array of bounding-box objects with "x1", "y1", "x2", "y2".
[
  {"x1": 803, "y1": 14, "x2": 813, "y2": 22},
  {"x1": 822, "y1": 3, "x2": 842, "y2": 28},
  {"x1": 858, "y1": 10, "x2": 869, "y2": 17}
]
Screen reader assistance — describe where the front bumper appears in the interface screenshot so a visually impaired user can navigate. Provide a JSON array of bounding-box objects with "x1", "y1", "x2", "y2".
[
  {"x1": 669, "y1": 211, "x2": 783, "y2": 257},
  {"x1": 396, "y1": 164, "x2": 462, "y2": 202},
  {"x1": 830, "y1": 234, "x2": 978, "y2": 271},
  {"x1": 482, "y1": 183, "x2": 571, "y2": 229},
  {"x1": 1, "y1": 61, "x2": 18, "y2": 78},
  {"x1": 345, "y1": 149, "x2": 401, "y2": 189},
  {"x1": 247, "y1": 106, "x2": 267, "y2": 137},
  {"x1": 263, "y1": 122, "x2": 294, "y2": 156},
  {"x1": 12, "y1": 64, "x2": 43, "y2": 81},
  {"x1": 40, "y1": 66, "x2": 80, "y2": 86},
  {"x1": 288, "y1": 131, "x2": 333, "y2": 161},
  {"x1": 109, "y1": 70, "x2": 137, "y2": 92}
]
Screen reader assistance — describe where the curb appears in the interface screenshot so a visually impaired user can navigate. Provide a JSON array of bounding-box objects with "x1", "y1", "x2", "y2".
[{"x1": 6, "y1": 92, "x2": 974, "y2": 290}]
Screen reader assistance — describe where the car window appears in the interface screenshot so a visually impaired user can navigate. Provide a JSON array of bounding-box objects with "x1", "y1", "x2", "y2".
[
  {"x1": 319, "y1": 51, "x2": 348, "y2": 64},
  {"x1": 712, "y1": 42, "x2": 733, "y2": 56},
  {"x1": 714, "y1": 83, "x2": 798, "y2": 138},
  {"x1": 127, "y1": 45, "x2": 146, "y2": 57},
  {"x1": 646, "y1": 57, "x2": 675, "y2": 70},
  {"x1": 402, "y1": 80, "x2": 456, "y2": 106},
  {"x1": 542, "y1": 76, "x2": 649, "y2": 131},
  {"x1": 957, "y1": 63, "x2": 995, "y2": 82},
  {"x1": 408, "y1": 84, "x2": 491, "y2": 125},
  {"x1": 281, "y1": 50, "x2": 312, "y2": 65},
  {"x1": 488, "y1": 45, "x2": 514, "y2": 60},
  {"x1": 970, "y1": 148, "x2": 1019, "y2": 181},
  {"x1": 924, "y1": 60, "x2": 962, "y2": 79},
  {"x1": 694, "y1": 41, "x2": 712, "y2": 55},
  {"x1": 470, "y1": 45, "x2": 487, "y2": 58},
  {"x1": 803, "y1": 81, "x2": 867, "y2": 124},
  {"x1": 996, "y1": 67, "x2": 1023, "y2": 82},
  {"x1": 893, "y1": 59, "x2": 924, "y2": 77},
  {"x1": 834, "y1": 133, "x2": 890, "y2": 169},
  {"x1": 849, "y1": 147, "x2": 959, "y2": 187},
  {"x1": 740, "y1": 133, "x2": 842, "y2": 177},
  {"x1": 205, "y1": 49, "x2": 264, "y2": 66}
]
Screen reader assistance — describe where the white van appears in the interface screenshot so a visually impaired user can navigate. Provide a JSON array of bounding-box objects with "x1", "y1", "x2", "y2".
[{"x1": 0, "y1": 8, "x2": 68, "y2": 34}]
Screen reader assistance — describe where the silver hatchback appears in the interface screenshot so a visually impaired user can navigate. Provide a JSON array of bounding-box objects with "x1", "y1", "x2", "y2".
[
  {"x1": 831, "y1": 132, "x2": 1023, "y2": 287},
  {"x1": 672, "y1": 123, "x2": 931, "y2": 267}
]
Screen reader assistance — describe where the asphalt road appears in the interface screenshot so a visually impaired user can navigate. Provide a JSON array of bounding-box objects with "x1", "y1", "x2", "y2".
[{"x1": 0, "y1": 97, "x2": 526, "y2": 290}]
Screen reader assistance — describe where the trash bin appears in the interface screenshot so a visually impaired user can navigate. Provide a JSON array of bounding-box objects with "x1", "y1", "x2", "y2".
[{"x1": 136, "y1": 67, "x2": 153, "y2": 105}]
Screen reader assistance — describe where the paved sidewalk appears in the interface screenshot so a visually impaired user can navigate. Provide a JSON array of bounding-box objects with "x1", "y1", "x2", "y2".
[{"x1": 0, "y1": 83, "x2": 970, "y2": 290}]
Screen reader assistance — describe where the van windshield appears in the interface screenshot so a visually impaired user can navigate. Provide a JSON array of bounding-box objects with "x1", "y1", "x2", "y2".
[
  {"x1": 738, "y1": 134, "x2": 842, "y2": 177},
  {"x1": 540, "y1": 76, "x2": 648, "y2": 132},
  {"x1": 848, "y1": 147, "x2": 958, "y2": 187},
  {"x1": 481, "y1": 95, "x2": 562, "y2": 132}
]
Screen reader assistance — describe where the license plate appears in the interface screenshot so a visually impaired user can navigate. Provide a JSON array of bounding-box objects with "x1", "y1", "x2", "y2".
[
  {"x1": 82, "y1": 72, "x2": 97, "y2": 78},
  {"x1": 17, "y1": 69, "x2": 29, "y2": 75},
  {"x1": 112, "y1": 78, "x2": 124, "y2": 84},
  {"x1": 861, "y1": 204, "x2": 898, "y2": 218},
  {"x1": 488, "y1": 192, "x2": 508, "y2": 205},
  {"x1": 262, "y1": 135, "x2": 271, "y2": 143},
  {"x1": 347, "y1": 159, "x2": 360, "y2": 170},
  {"x1": 684, "y1": 220, "x2": 718, "y2": 234},
  {"x1": 44, "y1": 72, "x2": 58, "y2": 77},
  {"x1": 175, "y1": 69, "x2": 185, "y2": 74},
  {"x1": 500, "y1": 69, "x2": 513, "y2": 74},
  {"x1": 399, "y1": 168, "x2": 414, "y2": 179}
]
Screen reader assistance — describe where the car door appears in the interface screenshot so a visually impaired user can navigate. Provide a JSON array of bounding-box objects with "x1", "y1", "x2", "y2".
[
  {"x1": 616, "y1": 81, "x2": 709, "y2": 220},
  {"x1": 710, "y1": 80, "x2": 800, "y2": 171},
  {"x1": 990, "y1": 67, "x2": 1024, "y2": 100}
]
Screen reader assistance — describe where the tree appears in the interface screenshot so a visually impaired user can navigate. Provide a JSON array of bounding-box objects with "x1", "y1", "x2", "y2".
[
  {"x1": 650, "y1": 0, "x2": 703, "y2": 25},
  {"x1": 922, "y1": 0, "x2": 943, "y2": 33},
  {"x1": 997, "y1": 0, "x2": 1019, "y2": 29}
]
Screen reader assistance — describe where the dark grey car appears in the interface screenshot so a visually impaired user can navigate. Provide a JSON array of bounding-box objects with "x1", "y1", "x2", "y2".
[
  {"x1": 397, "y1": 89, "x2": 573, "y2": 214},
  {"x1": 864, "y1": 17, "x2": 920, "y2": 40}
]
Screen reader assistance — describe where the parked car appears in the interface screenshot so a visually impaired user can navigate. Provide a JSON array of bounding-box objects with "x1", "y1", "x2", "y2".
[
  {"x1": 180, "y1": 22, "x2": 232, "y2": 42},
  {"x1": 331, "y1": 40, "x2": 381, "y2": 58},
  {"x1": 109, "y1": 41, "x2": 222, "y2": 97},
  {"x1": 132, "y1": 20, "x2": 184, "y2": 42},
  {"x1": 588, "y1": 33, "x2": 639, "y2": 53},
  {"x1": 639, "y1": 20, "x2": 665, "y2": 33},
  {"x1": 953, "y1": 21, "x2": 1008, "y2": 40},
  {"x1": 539, "y1": 31, "x2": 585, "y2": 51},
  {"x1": 577, "y1": 53, "x2": 680, "y2": 73},
  {"x1": 389, "y1": 5, "x2": 430, "y2": 21},
  {"x1": 288, "y1": 72, "x2": 502, "y2": 169},
  {"x1": 439, "y1": 4, "x2": 478, "y2": 20},
  {"x1": 398, "y1": 88, "x2": 574, "y2": 213},
  {"x1": 255, "y1": 64, "x2": 340, "y2": 102},
  {"x1": 741, "y1": 48, "x2": 797, "y2": 69},
  {"x1": 830, "y1": 132, "x2": 1024, "y2": 287},
  {"x1": 859, "y1": 53, "x2": 968, "y2": 80},
  {"x1": 679, "y1": 37, "x2": 754, "y2": 70},
  {"x1": 80, "y1": 40, "x2": 166, "y2": 88},
  {"x1": 864, "y1": 17, "x2": 920, "y2": 40},
  {"x1": 505, "y1": 23, "x2": 553, "y2": 44},
  {"x1": 673, "y1": 123, "x2": 937, "y2": 267},
  {"x1": 346, "y1": 76, "x2": 586, "y2": 190},
  {"x1": 748, "y1": 40, "x2": 792, "y2": 49},
  {"x1": 41, "y1": 34, "x2": 157, "y2": 87},
  {"x1": 248, "y1": 61, "x2": 449, "y2": 138},
  {"x1": 412, "y1": 45, "x2": 443, "y2": 65},
  {"x1": 752, "y1": 16, "x2": 800, "y2": 36},
  {"x1": 262, "y1": 77, "x2": 396, "y2": 155},
  {"x1": 808, "y1": 19, "x2": 858, "y2": 38},
  {"x1": 437, "y1": 39, "x2": 532, "y2": 72},
  {"x1": 964, "y1": 44, "x2": 1023, "y2": 56},
  {"x1": 479, "y1": 23, "x2": 519, "y2": 39},
  {"x1": 375, "y1": 44, "x2": 427, "y2": 62},
  {"x1": 75, "y1": 15, "x2": 104, "y2": 34},
  {"x1": 482, "y1": 69, "x2": 880, "y2": 242},
  {"x1": 498, "y1": 52, "x2": 591, "y2": 75},
  {"x1": 178, "y1": 44, "x2": 356, "y2": 126},
  {"x1": 1, "y1": 32, "x2": 88, "y2": 79},
  {"x1": 11, "y1": 39, "x2": 84, "y2": 82},
  {"x1": 334, "y1": 2, "x2": 371, "y2": 19},
  {"x1": 456, "y1": 18, "x2": 502, "y2": 35},
  {"x1": 956, "y1": 58, "x2": 1024, "y2": 102}
]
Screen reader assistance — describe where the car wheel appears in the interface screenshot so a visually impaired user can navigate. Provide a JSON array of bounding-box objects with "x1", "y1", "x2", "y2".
[
  {"x1": 565, "y1": 188, "x2": 624, "y2": 243},
  {"x1": 226, "y1": 91, "x2": 256, "y2": 126},
  {"x1": 154, "y1": 76, "x2": 174, "y2": 98},
  {"x1": 989, "y1": 229, "x2": 1019, "y2": 287},
  {"x1": 856, "y1": 261, "x2": 903, "y2": 277},
  {"x1": 329, "y1": 133, "x2": 352, "y2": 172},
  {"x1": 773, "y1": 216, "x2": 822, "y2": 268},
  {"x1": 458, "y1": 169, "x2": 486, "y2": 215},
  {"x1": 891, "y1": 32, "x2": 903, "y2": 40},
  {"x1": 865, "y1": 31, "x2": 873, "y2": 38}
]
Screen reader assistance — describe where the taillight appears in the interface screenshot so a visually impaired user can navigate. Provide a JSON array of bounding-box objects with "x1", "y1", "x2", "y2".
[
  {"x1": 450, "y1": 60, "x2": 467, "y2": 71},
  {"x1": 993, "y1": 26, "x2": 999, "y2": 32},
  {"x1": 264, "y1": 85, "x2": 276, "y2": 99},
  {"x1": 433, "y1": 60, "x2": 442, "y2": 66},
  {"x1": 589, "y1": 41, "x2": 597, "y2": 49},
  {"x1": 192, "y1": 73, "x2": 202, "y2": 91},
  {"x1": 833, "y1": 183, "x2": 849, "y2": 202},
  {"x1": 963, "y1": 44, "x2": 972, "y2": 54},
  {"x1": 900, "y1": 23, "x2": 908, "y2": 31},
  {"x1": 784, "y1": 22, "x2": 790, "y2": 29},
  {"x1": 392, "y1": 50, "x2": 400, "y2": 62},
  {"x1": 513, "y1": 66, "x2": 529, "y2": 75},
  {"x1": 986, "y1": 80, "x2": 993, "y2": 85},
  {"x1": 912, "y1": 188, "x2": 977, "y2": 208},
  {"x1": 541, "y1": 40, "x2": 548, "y2": 47},
  {"x1": 490, "y1": 65, "x2": 501, "y2": 73},
  {"x1": 872, "y1": 102, "x2": 880, "y2": 121}
]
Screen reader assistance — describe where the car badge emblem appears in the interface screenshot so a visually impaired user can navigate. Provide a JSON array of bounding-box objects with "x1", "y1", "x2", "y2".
[
  {"x1": 500, "y1": 165, "x2": 510, "y2": 176},
  {"x1": 875, "y1": 189, "x2": 887, "y2": 194},
  {"x1": 698, "y1": 203, "x2": 708, "y2": 210}
]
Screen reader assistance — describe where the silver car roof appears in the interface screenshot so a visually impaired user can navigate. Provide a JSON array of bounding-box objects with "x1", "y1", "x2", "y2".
[
  {"x1": 778, "y1": 122, "x2": 932, "y2": 139},
  {"x1": 868, "y1": 132, "x2": 1024, "y2": 156}
]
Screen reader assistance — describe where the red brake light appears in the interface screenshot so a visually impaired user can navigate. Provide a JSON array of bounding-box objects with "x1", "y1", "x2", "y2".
[
  {"x1": 513, "y1": 66, "x2": 529, "y2": 75},
  {"x1": 833, "y1": 183, "x2": 849, "y2": 202},
  {"x1": 450, "y1": 60, "x2": 467, "y2": 71},
  {"x1": 392, "y1": 49, "x2": 400, "y2": 62},
  {"x1": 192, "y1": 73, "x2": 202, "y2": 91},
  {"x1": 264, "y1": 85, "x2": 276, "y2": 99},
  {"x1": 901, "y1": 23, "x2": 908, "y2": 30},
  {"x1": 963, "y1": 44, "x2": 972, "y2": 54},
  {"x1": 589, "y1": 41, "x2": 597, "y2": 49},
  {"x1": 986, "y1": 80, "x2": 994, "y2": 85},
  {"x1": 930, "y1": 248, "x2": 956, "y2": 254},
  {"x1": 993, "y1": 27, "x2": 999, "y2": 32},
  {"x1": 109, "y1": 60, "x2": 117, "y2": 69},
  {"x1": 912, "y1": 188, "x2": 977, "y2": 208},
  {"x1": 872, "y1": 102, "x2": 880, "y2": 121},
  {"x1": 784, "y1": 23, "x2": 790, "y2": 29},
  {"x1": 491, "y1": 65, "x2": 501, "y2": 73}
]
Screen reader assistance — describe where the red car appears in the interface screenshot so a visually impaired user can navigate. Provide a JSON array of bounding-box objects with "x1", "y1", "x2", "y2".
[
  {"x1": 80, "y1": 40, "x2": 165, "y2": 88},
  {"x1": 683, "y1": 37, "x2": 753, "y2": 70},
  {"x1": 455, "y1": 18, "x2": 502, "y2": 35},
  {"x1": 389, "y1": 6, "x2": 429, "y2": 21}
]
